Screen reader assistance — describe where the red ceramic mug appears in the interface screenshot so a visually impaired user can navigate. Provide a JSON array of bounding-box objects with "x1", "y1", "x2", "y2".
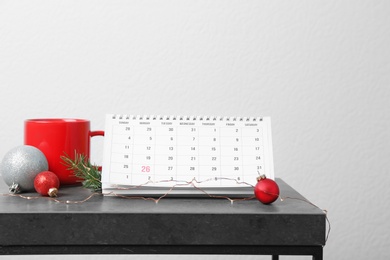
[{"x1": 24, "y1": 119, "x2": 104, "y2": 185}]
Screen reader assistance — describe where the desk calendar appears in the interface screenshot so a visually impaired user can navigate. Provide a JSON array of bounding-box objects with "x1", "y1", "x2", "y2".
[{"x1": 102, "y1": 115, "x2": 274, "y2": 196}]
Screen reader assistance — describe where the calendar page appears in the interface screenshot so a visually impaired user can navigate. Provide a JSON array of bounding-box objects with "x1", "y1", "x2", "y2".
[{"x1": 101, "y1": 115, "x2": 274, "y2": 196}]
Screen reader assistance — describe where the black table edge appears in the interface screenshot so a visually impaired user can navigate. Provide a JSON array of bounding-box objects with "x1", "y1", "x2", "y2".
[{"x1": 0, "y1": 245, "x2": 323, "y2": 257}]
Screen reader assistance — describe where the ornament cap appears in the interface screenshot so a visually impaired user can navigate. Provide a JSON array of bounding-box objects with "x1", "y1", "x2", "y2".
[
  {"x1": 256, "y1": 174, "x2": 267, "y2": 182},
  {"x1": 9, "y1": 183, "x2": 21, "y2": 194},
  {"x1": 48, "y1": 188, "x2": 58, "y2": 197}
]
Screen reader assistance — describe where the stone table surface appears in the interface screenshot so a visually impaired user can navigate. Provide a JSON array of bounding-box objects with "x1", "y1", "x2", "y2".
[{"x1": 0, "y1": 178, "x2": 326, "y2": 250}]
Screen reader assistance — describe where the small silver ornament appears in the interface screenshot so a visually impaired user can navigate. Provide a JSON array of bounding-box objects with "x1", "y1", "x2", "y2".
[{"x1": 0, "y1": 145, "x2": 48, "y2": 193}]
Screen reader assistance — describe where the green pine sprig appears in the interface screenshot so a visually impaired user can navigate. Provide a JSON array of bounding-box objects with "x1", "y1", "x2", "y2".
[{"x1": 61, "y1": 151, "x2": 102, "y2": 192}]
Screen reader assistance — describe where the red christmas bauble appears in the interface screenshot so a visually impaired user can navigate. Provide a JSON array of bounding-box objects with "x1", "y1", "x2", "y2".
[
  {"x1": 34, "y1": 171, "x2": 60, "y2": 197},
  {"x1": 254, "y1": 175, "x2": 280, "y2": 204}
]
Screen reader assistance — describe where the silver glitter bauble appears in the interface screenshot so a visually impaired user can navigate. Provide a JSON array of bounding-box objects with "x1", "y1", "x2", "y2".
[{"x1": 0, "y1": 145, "x2": 48, "y2": 193}]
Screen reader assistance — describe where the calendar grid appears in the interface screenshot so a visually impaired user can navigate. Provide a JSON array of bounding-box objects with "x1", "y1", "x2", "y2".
[
  {"x1": 218, "y1": 126, "x2": 222, "y2": 186},
  {"x1": 102, "y1": 115, "x2": 274, "y2": 195},
  {"x1": 130, "y1": 126, "x2": 135, "y2": 183},
  {"x1": 152, "y1": 125, "x2": 157, "y2": 182},
  {"x1": 175, "y1": 126, "x2": 178, "y2": 182},
  {"x1": 195, "y1": 125, "x2": 200, "y2": 181},
  {"x1": 239, "y1": 129, "x2": 244, "y2": 180}
]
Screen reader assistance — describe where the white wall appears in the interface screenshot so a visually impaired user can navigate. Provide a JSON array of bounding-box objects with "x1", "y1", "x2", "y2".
[{"x1": 1, "y1": 0, "x2": 389, "y2": 259}]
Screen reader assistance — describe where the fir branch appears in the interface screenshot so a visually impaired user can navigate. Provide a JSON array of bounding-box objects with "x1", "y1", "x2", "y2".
[{"x1": 61, "y1": 151, "x2": 102, "y2": 192}]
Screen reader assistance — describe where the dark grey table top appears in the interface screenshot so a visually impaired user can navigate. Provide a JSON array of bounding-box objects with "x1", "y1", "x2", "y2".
[
  {"x1": 0, "y1": 178, "x2": 322, "y2": 214},
  {"x1": 0, "y1": 178, "x2": 326, "y2": 247}
]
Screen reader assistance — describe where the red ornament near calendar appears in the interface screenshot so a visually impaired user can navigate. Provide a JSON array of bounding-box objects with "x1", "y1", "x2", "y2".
[
  {"x1": 34, "y1": 171, "x2": 60, "y2": 197},
  {"x1": 254, "y1": 175, "x2": 279, "y2": 204}
]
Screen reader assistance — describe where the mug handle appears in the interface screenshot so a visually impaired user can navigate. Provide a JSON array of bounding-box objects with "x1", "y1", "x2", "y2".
[
  {"x1": 90, "y1": 130, "x2": 105, "y2": 171},
  {"x1": 91, "y1": 130, "x2": 104, "y2": 137}
]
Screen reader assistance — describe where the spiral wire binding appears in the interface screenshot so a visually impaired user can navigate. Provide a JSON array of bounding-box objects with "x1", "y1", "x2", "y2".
[{"x1": 111, "y1": 115, "x2": 264, "y2": 122}]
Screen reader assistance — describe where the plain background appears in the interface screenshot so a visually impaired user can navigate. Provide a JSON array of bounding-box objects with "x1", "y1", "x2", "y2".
[{"x1": 1, "y1": 0, "x2": 389, "y2": 259}]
